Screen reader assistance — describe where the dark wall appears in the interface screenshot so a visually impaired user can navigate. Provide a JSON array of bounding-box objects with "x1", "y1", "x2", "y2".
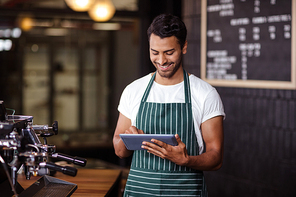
[
  {"x1": 0, "y1": 43, "x2": 23, "y2": 113},
  {"x1": 182, "y1": 1, "x2": 296, "y2": 197}
]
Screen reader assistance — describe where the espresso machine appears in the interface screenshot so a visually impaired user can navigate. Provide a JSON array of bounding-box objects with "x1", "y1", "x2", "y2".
[{"x1": 0, "y1": 101, "x2": 87, "y2": 197}]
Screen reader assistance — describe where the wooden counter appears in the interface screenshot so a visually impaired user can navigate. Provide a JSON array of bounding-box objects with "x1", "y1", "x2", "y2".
[{"x1": 18, "y1": 169, "x2": 122, "y2": 197}]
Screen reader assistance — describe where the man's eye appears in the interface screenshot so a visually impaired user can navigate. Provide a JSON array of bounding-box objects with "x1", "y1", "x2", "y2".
[
  {"x1": 166, "y1": 52, "x2": 174, "y2": 55},
  {"x1": 152, "y1": 53, "x2": 158, "y2": 55}
]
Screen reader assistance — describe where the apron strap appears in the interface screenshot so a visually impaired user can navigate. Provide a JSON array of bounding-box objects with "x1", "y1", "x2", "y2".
[
  {"x1": 141, "y1": 69, "x2": 191, "y2": 103},
  {"x1": 141, "y1": 72, "x2": 156, "y2": 102},
  {"x1": 183, "y1": 69, "x2": 191, "y2": 104}
]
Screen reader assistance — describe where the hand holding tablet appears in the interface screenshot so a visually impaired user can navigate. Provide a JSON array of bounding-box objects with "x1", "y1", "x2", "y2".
[{"x1": 119, "y1": 134, "x2": 178, "y2": 150}]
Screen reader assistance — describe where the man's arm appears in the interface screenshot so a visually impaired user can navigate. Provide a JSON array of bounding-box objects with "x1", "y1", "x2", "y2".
[
  {"x1": 141, "y1": 116, "x2": 224, "y2": 171},
  {"x1": 185, "y1": 115, "x2": 224, "y2": 170},
  {"x1": 113, "y1": 113, "x2": 144, "y2": 158}
]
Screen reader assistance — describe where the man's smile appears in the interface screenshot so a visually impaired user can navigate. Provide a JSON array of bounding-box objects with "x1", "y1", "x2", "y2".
[{"x1": 156, "y1": 62, "x2": 174, "y2": 70}]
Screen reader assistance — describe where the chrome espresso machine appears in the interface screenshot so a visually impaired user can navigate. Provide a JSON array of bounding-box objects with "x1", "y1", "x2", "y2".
[{"x1": 0, "y1": 101, "x2": 87, "y2": 197}]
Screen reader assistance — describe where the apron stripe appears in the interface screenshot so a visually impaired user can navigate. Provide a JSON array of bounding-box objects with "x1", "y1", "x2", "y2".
[
  {"x1": 128, "y1": 179, "x2": 202, "y2": 186},
  {"x1": 128, "y1": 175, "x2": 203, "y2": 181},
  {"x1": 130, "y1": 168, "x2": 203, "y2": 175},
  {"x1": 125, "y1": 189, "x2": 201, "y2": 197},
  {"x1": 126, "y1": 185, "x2": 202, "y2": 192}
]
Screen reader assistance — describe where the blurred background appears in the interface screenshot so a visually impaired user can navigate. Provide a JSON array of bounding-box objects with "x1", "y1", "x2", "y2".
[
  {"x1": 0, "y1": 0, "x2": 181, "y2": 162},
  {"x1": 0, "y1": 0, "x2": 295, "y2": 196}
]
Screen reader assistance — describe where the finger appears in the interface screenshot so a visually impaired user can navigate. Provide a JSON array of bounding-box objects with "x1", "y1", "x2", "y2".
[
  {"x1": 142, "y1": 143, "x2": 164, "y2": 157},
  {"x1": 138, "y1": 129, "x2": 144, "y2": 134},
  {"x1": 142, "y1": 141, "x2": 163, "y2": 151},
  {"x1": 148, "y1": 149, "x2": 163, "y2": 158},
  {"x1": 175, "y1": 134, "x2": 181, "y2": 144},
  {"x1": 129, "y1": 126, "x2": 139, "y2": 134},
  {"x1": 124, "y1": 129, "x2": 133, "y2": 134},
  {"x1": 125, "y1": 126, "x2": 141, "y2": 134},
  {"x1": 151, "y1": 139, "x2": 166, "y2": 148}
]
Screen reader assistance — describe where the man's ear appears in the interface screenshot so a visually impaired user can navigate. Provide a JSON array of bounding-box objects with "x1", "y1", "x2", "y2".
[{"x1": 182, "y1": 41, "x2": 188, "y2": 54}]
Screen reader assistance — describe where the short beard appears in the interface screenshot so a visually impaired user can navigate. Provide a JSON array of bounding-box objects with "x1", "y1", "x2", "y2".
[{"x1": 156, "y1": 54, "x2": 183, "y2": 79}]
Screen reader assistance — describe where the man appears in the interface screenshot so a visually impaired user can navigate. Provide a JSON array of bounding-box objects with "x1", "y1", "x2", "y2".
[{"x1": 113, "y1": 14, "x2": 225, "y2": 196}]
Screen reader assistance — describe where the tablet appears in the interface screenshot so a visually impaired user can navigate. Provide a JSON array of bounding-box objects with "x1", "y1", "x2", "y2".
[{"x1": 119, "y1": 134, "x2": 178, "y2": 150}]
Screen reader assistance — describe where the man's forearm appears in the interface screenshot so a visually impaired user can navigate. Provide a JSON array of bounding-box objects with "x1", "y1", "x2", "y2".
[
  {"x1": 183, "y1": 149, "x2": 223, "y2": 171},
  {"x1": 113, "y1": 136, "x2": 133, "y2": 158}
]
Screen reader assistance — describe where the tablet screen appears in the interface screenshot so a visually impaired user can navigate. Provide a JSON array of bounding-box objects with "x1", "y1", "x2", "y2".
[{"x1": 119, "y1": 134, "x2": 177, "y2": 150}]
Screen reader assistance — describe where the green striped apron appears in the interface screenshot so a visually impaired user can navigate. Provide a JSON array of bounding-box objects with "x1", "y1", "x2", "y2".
[{"x1": 124, "y1": 69, "x2": 207, "y2": 197}]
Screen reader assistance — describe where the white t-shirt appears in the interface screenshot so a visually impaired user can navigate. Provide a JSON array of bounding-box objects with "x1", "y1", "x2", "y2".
[{"x1": 118, "y1": 73, "x2": 225, "y2": 154}]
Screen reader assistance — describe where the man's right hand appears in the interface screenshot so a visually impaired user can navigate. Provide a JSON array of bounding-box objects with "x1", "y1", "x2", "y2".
[
  {"x1": 113, "y1": 113, "x2": 144, "y2": 158},
  {"x1": 125, "y1": 126, "x2": 144, "y2": 134}
]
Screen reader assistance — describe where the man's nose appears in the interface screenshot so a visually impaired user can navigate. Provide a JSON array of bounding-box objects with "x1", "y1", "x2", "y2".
[{"x1": 158, "y1": 54, "x2": 167, "y2": 65}]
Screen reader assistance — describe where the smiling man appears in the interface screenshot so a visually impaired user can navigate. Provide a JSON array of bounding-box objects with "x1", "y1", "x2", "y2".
[{"x1": 113, "y1": 14, "x2": 225, "y2": 197}]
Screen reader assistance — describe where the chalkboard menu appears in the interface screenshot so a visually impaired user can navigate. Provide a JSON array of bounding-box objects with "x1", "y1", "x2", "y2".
[{"x1": 201, "y1": 0, "x2": 296, "y2": 89}]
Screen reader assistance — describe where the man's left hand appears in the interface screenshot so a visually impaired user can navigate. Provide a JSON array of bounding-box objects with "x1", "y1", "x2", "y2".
[{"x1": 141, "y1": 134, "x2": 189, "y2": 166}]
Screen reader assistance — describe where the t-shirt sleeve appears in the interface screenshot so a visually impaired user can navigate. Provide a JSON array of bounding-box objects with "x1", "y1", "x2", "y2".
[
  {"x1": 117, "y1": 86, "x2": 132, "y2": 119},
  {"x1": 117, "y1": 74, "x2": 151, "y2": 123},
  {"x1": 202, "y1": 88, "x2": 225, "y2": 123}
]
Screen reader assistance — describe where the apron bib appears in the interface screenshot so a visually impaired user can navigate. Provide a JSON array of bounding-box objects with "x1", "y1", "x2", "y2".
[{"x1": 124, "y1": 69, "x2": 207, "y2": 197}]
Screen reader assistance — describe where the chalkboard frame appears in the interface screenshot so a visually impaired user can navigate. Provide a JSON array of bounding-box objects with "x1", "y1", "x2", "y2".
[{"x1": 200, "y1": 0, "x2": 296, "y2": 89}]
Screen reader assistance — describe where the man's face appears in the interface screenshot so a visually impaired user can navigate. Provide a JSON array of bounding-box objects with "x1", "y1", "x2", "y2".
[{"x1": 149, "y1": 34, "x2": 187, "y2": 79}]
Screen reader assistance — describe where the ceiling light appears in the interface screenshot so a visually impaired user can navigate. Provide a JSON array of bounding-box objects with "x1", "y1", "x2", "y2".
[
  {"x1": 65, "y1": 0, "x2": 94, "y2": 12},
  {"x1": 0, "y1": 39, "x2": 12, "y2": 51},
  {"x1": 20, "y1": 17, "x2": 34, "y2": 31},
  {"x1": 88, "y1": 0, "x2": 116, "y2": 22},
  {"x1": 12, "y1": 28, "x2": 22, "y2": 38}
]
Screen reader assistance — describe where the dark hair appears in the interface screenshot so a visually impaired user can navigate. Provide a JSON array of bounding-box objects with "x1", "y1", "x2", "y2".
[{"x1": 147, "y1": 14, "x2": 187, "y2": 49}]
